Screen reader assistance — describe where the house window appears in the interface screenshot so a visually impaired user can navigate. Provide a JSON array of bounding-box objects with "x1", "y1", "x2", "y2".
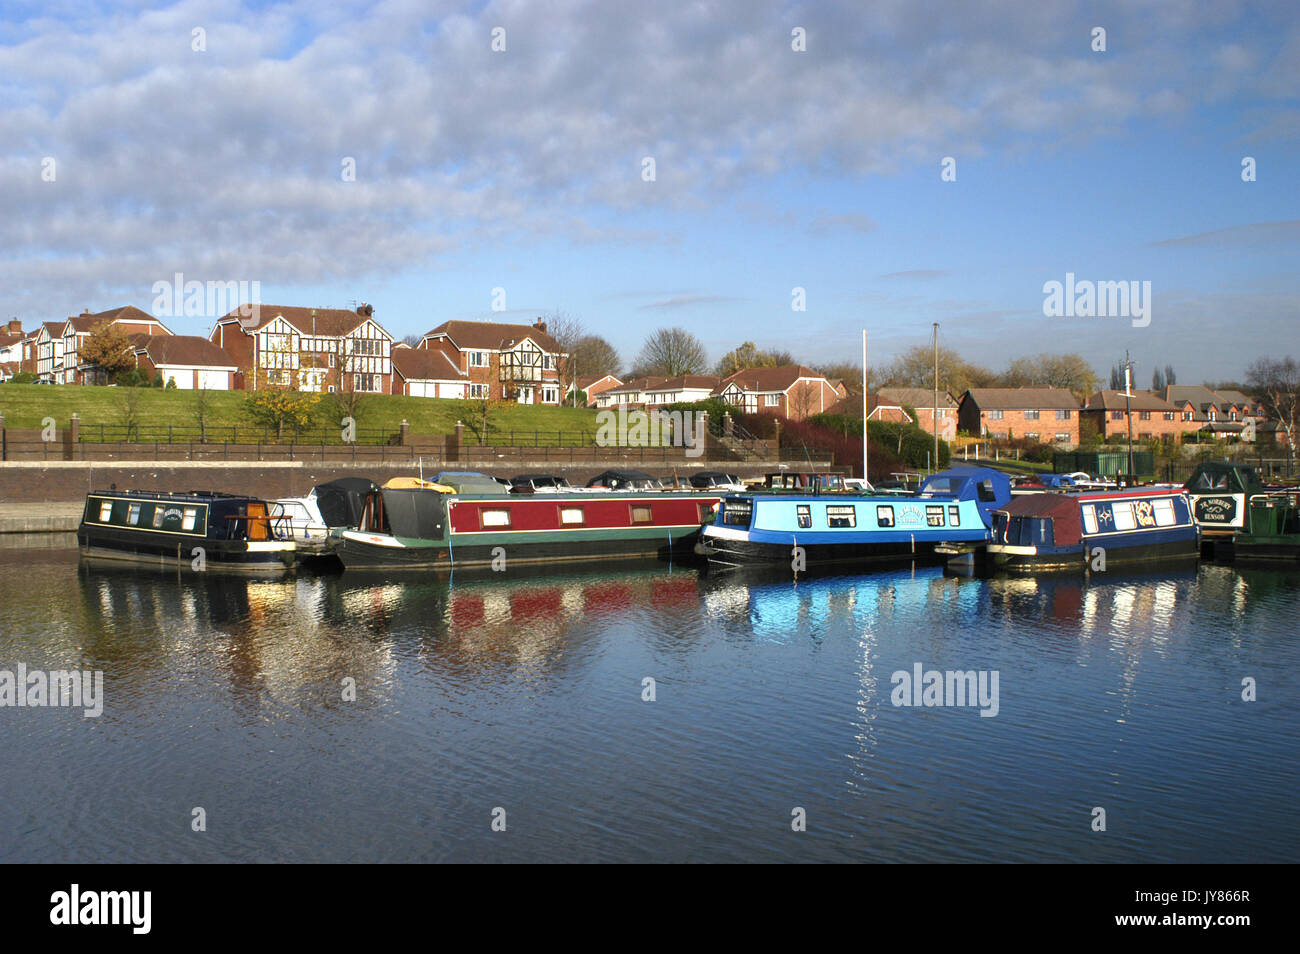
[
  {"x1": 796, "y1": 504, "x2": 811, "y2": 529},
  {"x1": 1024, "y1": 409, "x2": 1040, "y2": 420},
  {"x1": 1056, "y1": 409, "x2": 1072, "y2": 420},
  {"x1": 469, "y1": 351, "x2": 488, "y2": 367},
  {"x1": 98, "y1": 500, "x2": 113, "y2": 522},
  {"x1": 876, "y1": 505, "x2": 895, "y2": 527},
  {"x1": 181, "y1": 507, "x2": 198, "y2": 531},
  {"x1": 480, "y1": 509, "x2": 512, "y2": 528},
  {"x1": 542, "y1": 387, "x2": 558, "y2": 403},
  {"x1": 826, "y1": 505, "x2": 856, "y2": 528},
  {"x1": 947, "y1": 505, "x2": 960, "y2": 526},
  {"x1": 764, "y1": 394, "x2": 780, "y2": 407},
  {"x1": 987, "y1": 409, "x2": 1004, "y2": 420},
  {"x1": 1054, "y1": 432, "x2": 1069, "y2": 441},
  {"x1": 1139, "y1": 411, "x2": 1151, "y2": 421},
  {"x1": 1111, "y1": 410, "x2": 1124, "y2": 421},
  {"x1": 543, "y1": 355, "x2": 555, "y2": 370},
  {"x1": 630, "y1": 505, "x2": 653, "y2": 524},
  {"x1": 560, "y1": 506, "x2": 585, "y2": 526},
  {"x1": 1026, "y1": 432, "x2": 1040, "y2": 440},
  {"x1": 1164, "y1": 412, "x2": 1175, "y2": 421},
  {"x1": 470, "y1": 383, "x2": 488, "y2": 399}
]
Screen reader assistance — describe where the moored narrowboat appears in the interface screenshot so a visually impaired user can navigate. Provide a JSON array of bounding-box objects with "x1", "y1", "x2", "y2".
[
  {"x1": 333, "y1": 480, "x2": 721, "y2": 569},
  {"x1": 1229, "y1": 491, "x2": 1300, "y2": 563},
  {"x1": 77, "y1": 489, "x2": 296, "y2": 573},
  {"x1": 694, "y1": 466, "x2": 1012, "y2": 568},
  {"x1": 1183, "y1": 461, "x2": 1265, "y2": 539},
  {"x1": 988, "y1": 488, "x2": 1197, "y2": 571}
]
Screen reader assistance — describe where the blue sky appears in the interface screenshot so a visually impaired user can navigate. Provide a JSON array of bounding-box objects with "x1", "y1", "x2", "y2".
[{"x1": 2, "y1": 0, "x2": 1297, "y2": 383}]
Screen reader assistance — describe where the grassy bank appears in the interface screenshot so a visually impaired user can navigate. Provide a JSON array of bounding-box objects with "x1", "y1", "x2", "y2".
[{"x1": 0, "y1": 383, "x2": 599, "y2": 441}]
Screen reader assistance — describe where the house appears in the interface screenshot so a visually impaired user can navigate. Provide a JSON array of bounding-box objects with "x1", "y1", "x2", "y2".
[
  {"x1": 568, "y1": 374, "x2": 622, "y2": 407},
  {"x1": 821, "y1": 389, "x2": 912, "y2": 424},
  {"x1": 642, "y1": 374, "x2": 721, "y2": 407},
  {"x1": 957, "y1": 388, "x2": 1083, "y2": 444},
  {"x1": 595, "y1": 376, "x2": 667, "y2": 409},
  {"x1": 712, "y1": 365, "x2": 843, "y2": 421},
  {"x1": 417, "y1": 318, "x2": 565, "y2": 404},
  {"x1": 877, "y1": 387, "x2": 959, "y2": 441},
  {"x1": 1083, "y1": 390, "x2": 1202, "y2": 441},
  {"x1": 60, "y1": 306, "x2": 173, "y2": 384},
  {"x1": 211, "y1": 303, "x2": 394, "y2": 393},
  {"x1": 1161, "y1": 385, "x2": 1263, "y2": 441},
  {"x1": 0, "y1": 319, "x2": 24, "y2": 365},
  {"x1": 133, "y1": 336, "x2": 239, "y2": 390},
  {"x1": 33, "y1": 322, "x2": 67, "y2": 382},
  {"x1": 391, "y1": 346, "x2": 470, "y2": 399}
]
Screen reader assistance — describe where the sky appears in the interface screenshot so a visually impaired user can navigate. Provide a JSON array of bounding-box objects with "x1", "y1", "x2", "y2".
[{"x1": 2, "y1": 0, "x2": 1297, "y2": 384}]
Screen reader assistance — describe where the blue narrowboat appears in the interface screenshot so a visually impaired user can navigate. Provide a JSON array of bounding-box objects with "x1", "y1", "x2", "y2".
[
  {"x1": 987, "y1": 488, "x2": 1198, "y2": 571},
  {"x1": 693, "y1": 466, "x2": 1012, "y2": 568},
  {"x1": 77, "y1": 489, "x2": 297, "y2": 573}
]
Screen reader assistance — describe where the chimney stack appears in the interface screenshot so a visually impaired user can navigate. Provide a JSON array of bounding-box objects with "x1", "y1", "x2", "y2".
[
  {"x1": 533, "y1": 317, "x2": 547, "y2": 334},
  {"x1": 6, "y1": 318, "x2": 20, "y2": 335}
]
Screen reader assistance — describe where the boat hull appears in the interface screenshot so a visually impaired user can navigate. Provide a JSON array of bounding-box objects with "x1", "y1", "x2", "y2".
[
  {"x1": 77, "y1": 528, "x2": 294, "y2": 574},
  {"x1": 695, "y1": 529, "x2": 938, "y2": 568},
  {"x1": 335, "y1": 525, "x2": 705, "y2": 570},
  {"x1": 990, "y1": 536, "x2": 1198, "y2": 571}
]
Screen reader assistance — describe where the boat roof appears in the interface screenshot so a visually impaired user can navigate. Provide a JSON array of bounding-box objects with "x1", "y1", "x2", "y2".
[
  {"x1": 997, "y1": 492, "x2": 1083, "y2": 546},
  {"x1": 1184, "y1": 460, "x2": 1263, "y2": 493}
]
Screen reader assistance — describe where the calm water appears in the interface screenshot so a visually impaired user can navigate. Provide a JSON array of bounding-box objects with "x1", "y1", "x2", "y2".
[{"x1": 1, "y1": 543, "x2": 1296, "y2": 863}]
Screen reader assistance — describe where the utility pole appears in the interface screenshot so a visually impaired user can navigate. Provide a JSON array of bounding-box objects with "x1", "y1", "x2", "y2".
[
  {"x1": 932, "y1": 322, "x2": 939, "y2": 474},
  {"x1": 861, "y1": 330, "x2": 868, "y2": 482},
  {"x1": 1123, "y1": 350, "x2": 1134, "y2": 486}
]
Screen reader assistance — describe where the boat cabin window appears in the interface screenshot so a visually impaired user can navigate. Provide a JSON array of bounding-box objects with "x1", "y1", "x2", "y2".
[
  {"x1": 127, "y1": 503, "x2": 142, "y2": 525},
  {"x1": 948, "y1": 505, "x2": 960, "y2": 526},
  {"x1": 152, "y1": 507, "x2": 166, "y2": 529},
  {"x1": 481, "y1": 508, "x2": 512, "y2": 528},
  {"x1": 1030, "y1": 518, "x2": 1053, "y2": 545},
  {"x1": 697, "y1": 503, "x2": 715, "y2": 524},
  {"x1": 1192, "y1": 471, "x2": 1230, "y2": 490},
  {"x1": 181, "y1": 507, "x2": 198, "y2": 531},
  {"x1": 926, "y1": 505, "x2": 945, "y2": 527},
  {"x1": 1152, "y1": 498, "x2": 1176, "y2": 527},
  {"x1": 560, "y1": 506, "x2": 585, "y2": 526},
  {"x1": 1081, "y1": 504, "x2": 1098, "y2": 535},
  {"x1": 977, "y1": 480, "x2": 998, "y2": 503},
  {"x1": 826, "y1": 505, "x2": 856, "y2": 528},
  {"x1": 630, "y1": 505, "x2": 653, "y2": 524},
  {"x1": 796, "y1": 505, "x2": 811, "y2": 529},
  {"x1": 876, "y1": 505, "x2": 895, "y2": 528},
  {"x1": 1111, "y1": 503, "x2": 1137, "y2": 532},
  {"x1": 98, "y1": 500, "x2": 113, "y2": 522}
]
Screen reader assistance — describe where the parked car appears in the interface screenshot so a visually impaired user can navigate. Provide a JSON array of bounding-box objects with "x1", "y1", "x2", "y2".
[
  {"x1": 689, "y1": 471, "x2": 747, "y2": 492},
  {"x1": 585, "y1": 469, "x2": 659, "y2": 492},
  {"x1": 509, "y1": 474, "x2": 573, "y2": 494}
]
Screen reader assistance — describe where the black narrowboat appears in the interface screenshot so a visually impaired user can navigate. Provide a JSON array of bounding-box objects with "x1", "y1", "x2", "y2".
[{"x1": 77, "y1": 489, "x2": 296, "y2": 573}]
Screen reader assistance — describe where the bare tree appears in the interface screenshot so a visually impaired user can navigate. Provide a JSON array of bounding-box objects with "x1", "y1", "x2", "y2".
[
  {"x1": 541, "y1": 310, "x2": 586, "y2": 403},
  {"x1": 401, "y1": 333, "x2": 423, "y2": 348},
  {"x1": 570, "y1": 334, "x2": 621, "y2": 379},
  {"x1": 1246, "y1": 356, "x2": 1299, "y2": 467},
  {"x1": 631, "y1": 327, "x2": 708, "y2": 377}
]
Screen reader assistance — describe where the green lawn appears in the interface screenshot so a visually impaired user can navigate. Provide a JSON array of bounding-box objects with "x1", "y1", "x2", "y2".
[{"x1": 0, "y1": 383, "x2": 600, "y2": 443}]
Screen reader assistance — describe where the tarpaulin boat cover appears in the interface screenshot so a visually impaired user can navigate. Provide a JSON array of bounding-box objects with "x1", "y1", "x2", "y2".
[
  {"x1": 313, "y1": 478, "x2": 378, "y2": 528},
  {"x1": 997, "y1": 493, "x2": 1083, "y2": 547},
  {"x1": 380, "y1": 488, "x2": 447, "y2": 542}
]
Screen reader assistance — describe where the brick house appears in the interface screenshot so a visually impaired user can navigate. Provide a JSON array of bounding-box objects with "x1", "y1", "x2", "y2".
[
  {"x1": 1083, "y1": 389, "x2": 1203, "y2": 441},
  {"x1": 60, "y1": 306, "x2": 173, "y2": 384},
  {"x1": 133, "y1": 336, "x2": 239, "y2": 390},
  {"x1": 595, "y1": 376, "x2": 665, "y2": 409},
  {"x1": 1161, "y1": 385, "x2": 1262, "y2": 440},
  {"x1": 713, "y1": 366, "x2": 844, "y2": 421},
  {"x1": 0, "y1": 319, "x2": 23, "y2": 366},
  {"x1": 418, "y1": 318, "x2": 565, "y2": 404},
  {"x1": 569, "y1": 374, "x2": 623, "y2": 407},
  {"x1": 877, "y1": 387, "x2": 959, "y2": 441},
  {"x1": 390, "y1": 345, "x2": 470, "y2": 398},
  {"x1": 957, "y1": 387, "x2": 1083, "y2": 444},
  {"x1": 211, "y1": 304, "x2": 393, "y2": 393}
]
